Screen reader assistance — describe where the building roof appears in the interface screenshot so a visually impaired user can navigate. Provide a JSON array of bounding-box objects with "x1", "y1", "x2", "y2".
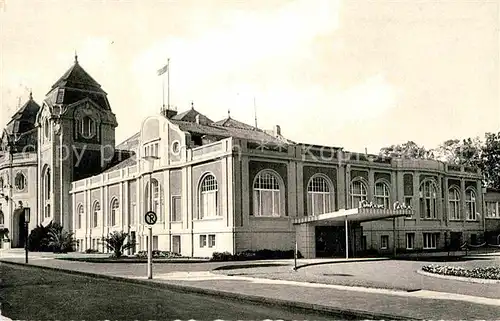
[
  {"x1": 116, "y1": 132, "x2": 141, "y2": 151},
  {"x1": 170, "y1": 119, "x2": 285, "y2": 144},
  {"x1": 103, "y1": 110, "x2": 293, "y2": 174},
  {"x1": 213, "y1": 116, "x2": 257, "y2": 130},
  {"x1": 103, "y1": 152, "x2": 137, "y2": 173},
  {"x1": 171, "y1": 108, "x2": 213, "y2": 124},
  {"x1": 49, "y1": 56, "x2": 105, "y2": 94},
  {"x1": 4, "y1": 93, "x2": 41, "y2": 135}
]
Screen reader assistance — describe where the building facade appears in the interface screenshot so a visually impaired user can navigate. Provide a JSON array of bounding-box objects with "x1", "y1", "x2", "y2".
[{"x1": 0, "y1": 58, "x2": 493, "y2": 258}]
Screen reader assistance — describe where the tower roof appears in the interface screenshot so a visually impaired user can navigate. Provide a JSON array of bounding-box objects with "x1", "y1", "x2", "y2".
[
  {"x1": 5, "y1": 93, "x2": 41, "y2": 135},
  {"x1": 48, "y1": 57, "x2": 105, "y2": 94}
]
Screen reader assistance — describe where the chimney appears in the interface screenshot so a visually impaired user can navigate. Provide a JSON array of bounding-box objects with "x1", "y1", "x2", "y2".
[
  {"x1": 195, "y1": 114, "x2": 200, "y2": 124},
  {"x1": 273, "y1": 125, "x2": 281, "y2": 137},
  {"x1": 161, "y1": 105, "x2": 178, "y2": 119},
  {"x1": 161, "y1": 106, "x2": 177, "y2": 119}
]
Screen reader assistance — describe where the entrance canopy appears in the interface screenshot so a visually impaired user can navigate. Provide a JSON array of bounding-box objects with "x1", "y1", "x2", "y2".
[{"x1": 293, "y1": 207, "x2": 413, "y2": 225}]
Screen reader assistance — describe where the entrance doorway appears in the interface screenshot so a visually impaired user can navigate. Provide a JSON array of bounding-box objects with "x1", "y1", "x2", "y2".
[
  {"x1": 12, "y1": 209, "x2": 26, "y2": 248},
  {"x1": 449, "y1": 232, "x2": 463, "y2": 251},
  {"x1": 315, "y1": 226, "x2": 346, "y2": 258}
]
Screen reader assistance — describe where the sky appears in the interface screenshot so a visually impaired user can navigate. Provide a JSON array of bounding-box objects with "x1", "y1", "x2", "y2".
[{"x1": 0, "y1": 0, "x2": 499, "y2": 153}]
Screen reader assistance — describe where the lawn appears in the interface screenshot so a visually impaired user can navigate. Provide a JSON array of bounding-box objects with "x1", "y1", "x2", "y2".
[{"x1": 0, "y1": 262, "x2": 339, "y2": 320}]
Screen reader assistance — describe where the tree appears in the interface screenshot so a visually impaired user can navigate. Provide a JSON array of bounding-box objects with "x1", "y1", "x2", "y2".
[
  {"x1": 482, "y1": 132, "x2": 500, "y2": 189},
  {"x1": 48, "y1": 224, "x2": 76, "y2": 253},
  {"x1": 433, "y1": 139, "x2": 462, "y2": 163},
  {"x1": 379, "y1": 141, "x2": 434, "y2": 159},
  {"x1": 101, "y1": 231, "x2": 134, "y2": 258},
  {"x1": 457, "y1": 137, "x2": 483, "y2": 168}
]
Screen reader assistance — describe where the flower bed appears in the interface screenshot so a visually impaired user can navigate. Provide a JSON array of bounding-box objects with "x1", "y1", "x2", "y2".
[{"x1": 422, "y1": 264, "x2": 500, "y2": 280}]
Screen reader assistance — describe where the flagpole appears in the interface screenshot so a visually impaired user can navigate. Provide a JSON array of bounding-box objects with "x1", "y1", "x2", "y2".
[
  {"x1": 167, "y1": 58, "x2": 170, "y2": 109},
  {"x1": 162, "y1": 71, "x2": 165, "y2": 110}
]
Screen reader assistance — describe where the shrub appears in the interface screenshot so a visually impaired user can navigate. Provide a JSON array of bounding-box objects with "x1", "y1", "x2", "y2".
[
  {"x1": 48, "y1": 223, "x2": 76, "y2": 253},
  {"x1": 211, "y1": 251, "x2": 234, "y2": 261},
  {"x1": 101, "y1": 231, "x2": 134, "y2": 258},
  {"x1": 0, "y1": 228, "x2": 9, "y2": 241},
  {"x1": 210, "y1": 249, "x2": 302, "y2": 262},
  {"x1": 28, "y1": 223, "x2": 53, "y2": 252},
  {"x1": 85, "y1": 249, "x2": 99, "y2": 254},
  {"x1": 135, "y1": 250, "x2": 182, "y2": 259}
]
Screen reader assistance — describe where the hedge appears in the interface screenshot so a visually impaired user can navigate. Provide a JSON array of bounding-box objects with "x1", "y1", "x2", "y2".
[{"x1": 210, "y1": 249, "x2": 302, "y2": 262}]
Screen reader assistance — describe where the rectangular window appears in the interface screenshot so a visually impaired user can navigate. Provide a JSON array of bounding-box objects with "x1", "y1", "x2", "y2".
[
  {"x1": 361, "y1": 235, "x2": 367, "y2": 251},
  {"x1": 208, "y1": 234, "x2": 216, "y2": 248},
  {"x1": 172, "y1": 196, "x2": 182, "y2": 222},
  {"x1": 486, "y1": 202, "x2": 498, "y2": 218},
  {"x1": 199, "y1": 235, "x2": 207, "y2": 248},
  {"x1": 381, "y1": 235, "x2": 389, "y2": 249},
  {"x1": 404, "y1": 197, "x2": 412, "y2": 209},
  {"x1": 56, "y1": 88, "x2": 65, "y2": 104},
  {"x1": 423, "y1": 233, "x2": 438, "y2": 249},
  {"x1": 406, "y1": 233, "x2": 415, "y2": 250},
  {"x1": 403, "y1": 174, "x2": 413, "y2": 197}
]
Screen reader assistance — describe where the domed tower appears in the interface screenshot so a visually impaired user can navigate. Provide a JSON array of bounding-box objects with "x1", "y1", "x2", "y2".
[
  {"x1": 0, "y1": 93, "x2": 40, "y2": 248},
  {"x1": 36, "y1": 55, "x2": 118, "y2": 231}
]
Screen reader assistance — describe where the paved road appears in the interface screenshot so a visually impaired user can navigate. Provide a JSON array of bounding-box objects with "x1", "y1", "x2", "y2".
[{"x1": 0, "y1": 263, "x2": 348, "y2": 321}]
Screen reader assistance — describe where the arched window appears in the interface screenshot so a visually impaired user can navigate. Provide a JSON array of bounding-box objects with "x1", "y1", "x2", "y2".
[
  {"x1": 77, "y1": 204, "x2": 84, "y2": 229},
  {"x1": 44, "y1": 168, "x2": 51, "y2": 200},
  {"x1": 44, "y1": 118, "x2": 50, "y2": 140},
  {"x1": 466, "y1": 188, "x2": 477, "y2": 220},
  {"x1": 145, "y1": 179, "x2": 163, "y2": 222},
  {"x1": 15, "y1": 172, "x2": 26, "y2": 191},
  {"x1": 0, "y1": 211, "x2": 4, "y2": 225},
  {"x1": 419, "y1": 180, "x2": 438, "y2": 219},
  {"x1": 92, "y1": 201, "x2": 100, "y2": 228},
  {"x1": 448, "y1": 187, "x2": 461, "y2": 220},
  {"x1": 253, "y1": 170, "x2": 283, "y2": 217},
  {"x1": 110, "y1": 198, "x2": 119, "y2": 226},
  {"x1": 374, "y1": 181, "x2": 390, "y2": 209},
  {"x1": 80, "y1": 116, "x2": 95, "y2": 138},
  {"x1": 351, "y1": 178, "x2": 368, "y2": 208},
  {"x1": 0, "y1": 177, "x2": 4, "y2": 192},
  {"x1": 307, "y1": 175, "x2": 333, "y2": 215},
  {"x1": 200, "y1": 174, "x2": 218, "y2": 218}
]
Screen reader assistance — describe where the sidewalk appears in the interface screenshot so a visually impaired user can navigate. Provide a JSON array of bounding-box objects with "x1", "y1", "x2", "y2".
[{"x1": 1, "y1": 256, "x2": 499, "y2": 320}]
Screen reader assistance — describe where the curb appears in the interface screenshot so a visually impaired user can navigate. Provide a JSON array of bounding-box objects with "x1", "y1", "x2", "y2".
[
  {"x1": 294, "y1": 257, "x2": 390, "y2": 270},
  {"x1": 417, "y1": 269, "x2": 500, "y2": 284},
  {"x1": 0, "y1": 260, "x2": 413, "y2": 320}
]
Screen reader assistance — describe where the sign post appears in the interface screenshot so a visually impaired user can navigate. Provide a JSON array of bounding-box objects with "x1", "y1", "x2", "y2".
[
  {"x1": 144, "y1": 211, "x2": 157, "y2": 279},
  {"x1": 24, "y1": 208, "x2": 30, "y2": 264}
]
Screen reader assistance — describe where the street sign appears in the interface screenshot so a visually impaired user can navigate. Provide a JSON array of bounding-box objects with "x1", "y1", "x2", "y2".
[{"x1": 144, "y1": 211, "x2": 157, "y2": 225}]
